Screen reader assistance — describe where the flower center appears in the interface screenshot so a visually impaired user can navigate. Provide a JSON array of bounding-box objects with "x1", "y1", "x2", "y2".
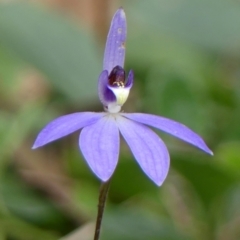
[
  {"x1": 106, "y1": 65, "x2": 131, "y2": 113},
  {"x1": 108, "y1": 65, "x2": 126, "y2": 87}
]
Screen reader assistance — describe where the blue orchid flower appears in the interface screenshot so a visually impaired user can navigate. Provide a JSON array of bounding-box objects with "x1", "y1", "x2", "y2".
[{"x1": 33, "y1": 8, "x2": 212, "y2": 186}]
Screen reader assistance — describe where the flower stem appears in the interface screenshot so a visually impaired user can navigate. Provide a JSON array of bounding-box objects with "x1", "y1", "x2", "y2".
[{"x1": 93, "y1": 180, "x2": 111, "y2": 240}]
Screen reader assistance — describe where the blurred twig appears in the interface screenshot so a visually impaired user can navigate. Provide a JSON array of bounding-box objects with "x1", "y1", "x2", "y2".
[{"x1": 14, "y1": 141, "x2": 90, "y2": 225}]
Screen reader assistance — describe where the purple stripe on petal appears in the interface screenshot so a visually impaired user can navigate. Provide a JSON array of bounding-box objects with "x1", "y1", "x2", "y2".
[
  {"x1": 116, "y1": 115, "x2": 170, "y2": 186},
  {"x1": 122, "y1": 113, "x2": 213, "y2": 155},
  {"x1": 125, "y1": 70, "x2": 134, "y2": 88},
  {"x1": 103, "y1": 8, "x2": 127, "y2": 72},
  {"x1": 98, "y1": 70, "x2": 116, "y2": 106},
  {"x1": 32, "y1": 112, "x2": 105, "y2": 149},
  {"x1": 80, "y1": 115, "x2": 119, "y2": 181}
]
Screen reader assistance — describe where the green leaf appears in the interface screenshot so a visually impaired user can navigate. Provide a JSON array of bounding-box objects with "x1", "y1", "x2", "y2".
[
  {"x1": 128, "y1": 0, "x2": 240, "y2": 55},
  {"x1": 109, "y1": 156, "x2": 158, "y2": 203},
  {"x1": 0, "y1": 45, "x2": 25, "y2": 94},
  {"x1": 1, "y1": 215, "x2": 59, "y2": 240},
  {"x1": 0, "y1": 170, "x2": 68, "y2": 230},
  {"x1": 143, "y1": 66, "x2": 208, "y2": 134},
  {"x1": 0, "y1": 3, "x2": 101, "y2": 102},
  {"x1": 102, "y1": 208, "x2": 191, "y2": 240},
  {"x1": 172, "y1": 154, "x2": 237, "y2": 207},
  {"x1": 215, "y1": 141, "x2": 240, "y2": 177},
  {"x1": 0, "y1": 103, "x2": 50, "y2": 159}
]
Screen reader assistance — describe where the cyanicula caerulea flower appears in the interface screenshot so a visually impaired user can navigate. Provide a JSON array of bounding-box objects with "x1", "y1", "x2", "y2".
[{"x1": 33, "y1": 8, "x2": 213, "y2": 186}]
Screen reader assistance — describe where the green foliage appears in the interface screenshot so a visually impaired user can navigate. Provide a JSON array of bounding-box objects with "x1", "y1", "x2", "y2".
[
  {"x1": 102, "y1": 209, "x2": 190, "y2": 240},
  {"x1": 0, "y1": 3, "x2": 101, "y2": 103}
]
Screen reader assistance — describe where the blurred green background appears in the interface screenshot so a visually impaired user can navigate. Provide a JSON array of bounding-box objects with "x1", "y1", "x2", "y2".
[{"x1": 0, "y1": 0, "x2": 240, "y2": 239}]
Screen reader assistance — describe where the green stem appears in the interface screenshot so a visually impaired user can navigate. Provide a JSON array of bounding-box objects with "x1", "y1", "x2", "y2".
[{"x1": 93, "y1": 180, "x2": 111, "y2": 240}]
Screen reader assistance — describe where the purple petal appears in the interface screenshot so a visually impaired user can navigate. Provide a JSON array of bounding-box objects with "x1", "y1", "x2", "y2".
[
  {"x1": 79, "y1": 115, "x2": 119, "y2": 181},
  {"x1": 122, "y1": 113, "x2": 213, "y2": 155},
  {"x1": 98, "y1": 70, "x2": 116, "y2": 106},
  {"x1": 125, "y1": 70, "x2": 134, "y2": 88},
  {"x1": 32, "y1": 112, "x2": 105, "y2": 149},
  {"x1": 116, "y1": 115, "x2": 170, "y2": 186},
  {"x1": 103, "y1": 8, "x2": 127, "y2": 72}
]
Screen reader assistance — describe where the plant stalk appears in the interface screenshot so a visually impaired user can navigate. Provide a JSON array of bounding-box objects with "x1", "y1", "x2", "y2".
[{"x1": 93, "y1": 180, "x2": 111, "y2": 240}]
